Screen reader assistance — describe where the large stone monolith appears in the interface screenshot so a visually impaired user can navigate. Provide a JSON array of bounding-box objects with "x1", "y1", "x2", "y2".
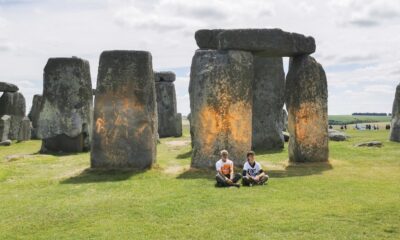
[
  {"x1": 37, "y1": 57, "x2": 93, "y2": 152},
  {"x1": 285, "y1": 55, "x2": 328, "y2": 162},
  {"x1": 0, "y1": 115, "x2": 10, "y2": 142},
  {"x1": 28, "y1": 94, "x2": 42, "y2": 139},
  {"x1": 91, "y1": 50, "x2": 157, "y2": 169},
  {"x1": 390, "y1": 83, "x2": 400, "y2": 142},
  {"x1": 0, "y1": 92, "x2": 26, "y2": 140},
  {"x1": 189, "y1": 50, "x2": 253, "y2": 168},
  {"x1": 154, "y1": 71, "x2": 182, "y2": 137},
  {"x1": 17, "y1": 116, "x2": 31, "y2": 141},
  {"x1": 252, "y1": 56, "x2": 285, "y2": 150},
  {"x1": 0, "y1": 82, "x2": 19, "y2": 92}
]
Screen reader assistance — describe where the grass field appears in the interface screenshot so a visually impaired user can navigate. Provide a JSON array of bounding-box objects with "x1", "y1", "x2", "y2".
[
  {"x1": 0, "y1": 124, "x2": 399, "y2": 239},
  {"x1": 329, "y1": 115, "x2": 391, "y2": 125}
]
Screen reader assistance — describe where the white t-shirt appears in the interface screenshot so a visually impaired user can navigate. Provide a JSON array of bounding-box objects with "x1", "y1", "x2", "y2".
[
  {"x1": 215, "y1": 159, "x2": 233, "y2": 175},
  {"x1": 243, "y1": 161, "x2": 262, "y2": 177}
]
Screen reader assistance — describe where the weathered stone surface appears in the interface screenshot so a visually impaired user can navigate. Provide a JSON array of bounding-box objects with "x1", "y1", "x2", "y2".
[
  {"x1": 28, "y1": 94, "x2": 42, "y2": 139},
  {"x1": 17, "y1": 116, "x2": 31, "y2": 141},
  {"x1": 154, "y1": 71, "x2": 176, "y2": 82},
  {"x1": 155, "y1": 74, "x2": 182, "y2": 138},
  {"x1": 0, "y1": 139, "x2": 11, "y2": 146},
  {"x1": 0, "y1": 92, "x2": 26, "y2": 139},
  {"x1": 195, "y1": 29, "x2": 316, "y2": 57},
  {"x1": 189, "y1": 50, "x2": 253, "y2": 168},
  {"x1": 286, "y1": 55, "x2": 328, "y2": 162},
  {"x1": 390, "y1": 83, "x2": 400, "y2": 142},
  {"x1": 252, "y1": 56, "x2": 285, "y2": 150},
  {"x1": 91, "y1": 50, "x2": 157, "y2": 169},
  {"x1": 0, "y1": 81, "x2": 19, "y2": 92},
  {"x1": 0, "y1": 115, "x2": 10, "y2": 142},
  {"x1": 355, "y1": 141, "x2": 382, "y2": 147},
  {"x1": 195, "y1": 29, "x2": 224, "y2": 49},
  {"x1": 328, "y1": 129, "x2": 348, "y2": 141},
  {"x1": 37, "y1": 57, "x2": 93, "y2": 152}
]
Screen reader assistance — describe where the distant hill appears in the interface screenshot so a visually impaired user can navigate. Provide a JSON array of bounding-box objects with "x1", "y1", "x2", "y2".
[{"x1": 329, "y1": 115, "x2": 391, "y2": 125}]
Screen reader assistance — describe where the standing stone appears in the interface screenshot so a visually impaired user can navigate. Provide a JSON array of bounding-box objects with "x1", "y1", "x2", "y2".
[
  {"x1": 189, "y1": 50, "x2": 253, "y2": 168},
  {"x1": 28, "y1": 94, "x2": 42, "y2": 139},
  {"x1": 91, "y1": 50, "x2": 157, "y2": 169},
  {"x1": 390, "y1": 83, "x2": 400, "y2": 142},
  {"x1": 17, "y1": 116, "x2": 31, "y2": 141},
  {"x1": 155, "y1": 71, "x2": 182, "y2": 137},
  {"x1": 37, "y1": 57, "x2": 93, "y2": 152},
  {"x1": 252, "y1": 56, "x2": 285, "y2": 150},
  {"x1": 0, "y1": 115, "x2": 10, "y2": 142},
  {"x1": 0, "y1": 92, "x2": 26, "y2": 140},
  {"x1": 281, "y1": 109, "x2": 288, "y2": 131},
  {"x1": 0, "y1": 82, "x2": 19, "y2": 92},
  {"x1": 285, "y1": 55, "x2": 328, "y2": 162}
]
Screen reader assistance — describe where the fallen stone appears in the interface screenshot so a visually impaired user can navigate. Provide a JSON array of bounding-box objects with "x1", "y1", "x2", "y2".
[
  {"x1": 0, "y1": 81, "x2": 19, "y2": 92},
  {"x1": 195, "y1": 29, "x2": 316, "y2": 57},
  {"x1": 28, "y1": 94, "x2": 42, "y2": 139},
  {"x1": 91, "y1": 50, "x2": 157, "y2": 169},
  {"x1": 283, "y1": 132, "x2": 290, "y2": 142},
  {"x1": 189, "y1": 49, "x2": 253, "y2": 168},
  {"x1": 355, "y1": 141, "x2": 382, "y2": 147},
  {"x1": 37, "y1": 57, "x2": 93, "y2": 152},
  {"x1": 0, "y1": 92, "x2": 26, "y2": 140},
  {"x1": 390, "y1": 83, "x2": 400, "y2": 142},
  {"x1": 328, "y1": 129, "x2": 348, "y2": 141},
  {"x1": 0, "y1": 139, "x2": 11, "y2": 146},
  {"x1": 154, "y1": 71, "x2": 176, "y2": 82},
  {"x1": 0, "y1": 115, "x2": 11, "y2": 142},
  {"x1": 252, "y1": 56, "x2": 285, "y2": 150},
  {"x1": 17, "y1": 116, "x2": 31, "y2": 142},
  {"x1": 285, "y1": 55, "x2": 328, "y2": 162}
]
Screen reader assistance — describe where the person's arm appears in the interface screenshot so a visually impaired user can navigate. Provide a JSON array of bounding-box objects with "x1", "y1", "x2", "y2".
[{"x1": 230, "y1": 162, "x2": 234, "y2": 180}]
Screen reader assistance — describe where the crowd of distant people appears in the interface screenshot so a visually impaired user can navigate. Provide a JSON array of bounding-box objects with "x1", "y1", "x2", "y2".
[{"x1": 329, "y1": 124, "x2": 391, "y2": 130}]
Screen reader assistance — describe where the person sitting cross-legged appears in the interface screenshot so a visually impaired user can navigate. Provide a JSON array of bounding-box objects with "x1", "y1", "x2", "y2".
[
  {"x1": 242, "y1": 151, "x2": 268, "y2": 186},
  {"x1": 215, "y1": 150, "x2": 242, "y2": 188}
]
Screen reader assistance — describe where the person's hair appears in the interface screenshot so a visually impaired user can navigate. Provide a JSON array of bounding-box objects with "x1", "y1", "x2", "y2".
[
  {"x1": 246, "y1": 151, "x2": 255, "y2": 158},
  {"x1": 220, "y1": 150, "x2": 228, "y2": 156}
]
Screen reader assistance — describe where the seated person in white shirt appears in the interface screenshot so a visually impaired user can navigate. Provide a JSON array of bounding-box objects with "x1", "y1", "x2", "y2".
[
  {"x1": 215, "y1": 150, "x2": 242, "y2": 188},
  {"x1": 242, "y1": 151, "x2": 268, "y2": 186}
]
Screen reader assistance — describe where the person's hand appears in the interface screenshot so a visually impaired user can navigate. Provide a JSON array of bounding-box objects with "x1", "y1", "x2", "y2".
[{"x1": 254, "y1": 175, "x2": 260, "y2": 181}]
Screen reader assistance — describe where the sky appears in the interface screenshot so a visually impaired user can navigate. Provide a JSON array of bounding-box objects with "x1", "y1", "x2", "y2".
[{"x1": 0, "y1": 0, "x2": 399, "y2": 116}]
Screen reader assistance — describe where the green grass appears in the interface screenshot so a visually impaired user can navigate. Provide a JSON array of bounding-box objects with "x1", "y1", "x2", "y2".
[
  {"x1": 0, "y1": 124, "x2": 399, "y2": 239},
  {"x1": 329, "y1": 115, "x2": 391, "y2": 125}
]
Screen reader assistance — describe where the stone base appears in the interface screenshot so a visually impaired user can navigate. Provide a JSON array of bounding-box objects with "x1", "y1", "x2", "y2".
[{"x1": 41, "y1": 133, "x2": 87, "y2": 153}]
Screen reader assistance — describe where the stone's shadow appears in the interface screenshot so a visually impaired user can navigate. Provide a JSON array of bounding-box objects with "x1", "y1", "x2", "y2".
[
  {"x1": 176, "y1": 168, "x2": 214, "y2": 180},
  {"x1": 33, "y1": 150, "x2": 84, "y2": 157},
  {"x1": 176, "y1": 150, "x2": 192, "y2": 159},
  {"x1": 177, "y1": 162, "x2": 333, "y2": 180},
  {"x1": 60, "y1": 168, "x2": 145, "y2": 184},
  {"x1": 268, "y1": 162, "x2": 333, "y2": 178},
  {"x1": 253, "y1": 148, "x2": 285, "y2": 155}
]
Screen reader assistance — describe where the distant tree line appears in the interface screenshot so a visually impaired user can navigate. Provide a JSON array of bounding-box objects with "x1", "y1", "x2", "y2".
[{"x1": 352, "y1": 113, "x2": 388, "y2": 116}]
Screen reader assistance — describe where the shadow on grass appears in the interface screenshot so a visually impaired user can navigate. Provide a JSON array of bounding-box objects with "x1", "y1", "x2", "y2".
[
  {"x1": 177, "y1": 162, "x2": 333, "y2": 180},
  {"x1": 33, "y1": 150, "x2": 85, "y2": 157},
  {"x1": 176, "y1": 150, "x2": 192, "y2": 159},
  {"x1": 253, "y1": 148, "x2": 285, "y2": 155},
  {"x1": 176, "y1": 168, "x2": 214, "y2": 180},
  {"x1": 268, "y1": 162, "x2": 333, "y2": 178},
  {"x1": 60, "y1": 168, "x2": 145, "y2": 184}
]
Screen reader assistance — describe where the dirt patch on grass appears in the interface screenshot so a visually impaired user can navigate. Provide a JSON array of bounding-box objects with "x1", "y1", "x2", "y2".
[
  {"x1": 165, "y1": 140, "x2": 190, "y2": 147},
  {"x1": 164, "y1": 165, "x2": 187, "y2": 175}
]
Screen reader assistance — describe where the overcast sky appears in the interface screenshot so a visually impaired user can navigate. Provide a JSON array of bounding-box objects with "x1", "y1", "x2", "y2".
[{"x1": 1, "y1": 0, "x2": 399, "y2": 115}]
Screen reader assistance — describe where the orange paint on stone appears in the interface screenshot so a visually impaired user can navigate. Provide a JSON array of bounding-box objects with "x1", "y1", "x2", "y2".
[{"x1": 294, "y1": 102, "x2": 326, "y2": 146}]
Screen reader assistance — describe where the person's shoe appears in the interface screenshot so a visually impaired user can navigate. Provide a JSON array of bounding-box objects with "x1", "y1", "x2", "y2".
[
  {"x1": 249, "y1": 183, "x2": 253, "y2": 187},
  {"x1": 233, "y1": 183, "x2": 240, "y2": 188}
]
